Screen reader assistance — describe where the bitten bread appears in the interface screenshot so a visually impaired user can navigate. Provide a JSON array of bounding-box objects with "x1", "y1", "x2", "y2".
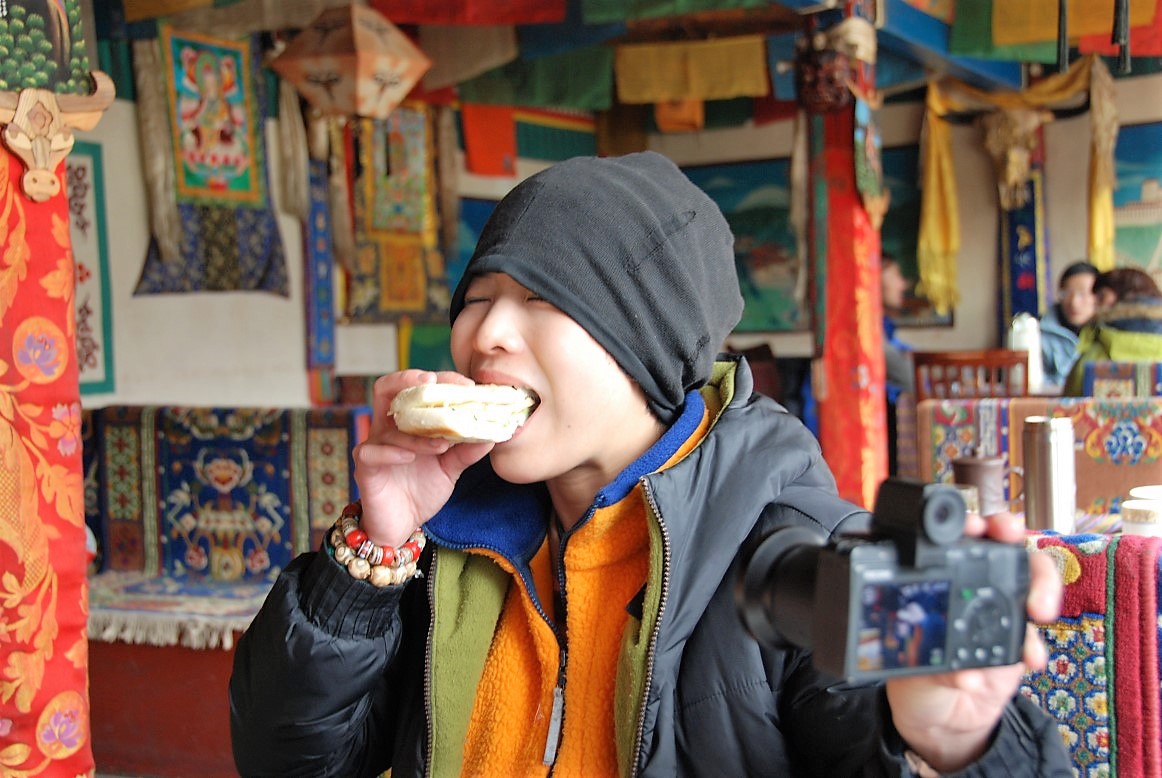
[{"x1": 390, "y1": 383, "x2": 538, "y2": 443}]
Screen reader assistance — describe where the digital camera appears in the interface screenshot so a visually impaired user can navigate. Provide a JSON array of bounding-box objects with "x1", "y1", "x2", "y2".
[{"x1": 736, "y1": 478, "x2": 1029, "y2": 682}]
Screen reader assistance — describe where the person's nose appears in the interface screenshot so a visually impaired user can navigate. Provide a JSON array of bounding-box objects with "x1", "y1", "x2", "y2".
[{"x1": 471, "y1": 299, "x2": 524, "y2": 355}]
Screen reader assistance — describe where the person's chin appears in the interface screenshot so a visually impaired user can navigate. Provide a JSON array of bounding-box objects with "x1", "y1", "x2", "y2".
[{"x1": 489, "y1": 447, "x2": 548, "y2": 485}]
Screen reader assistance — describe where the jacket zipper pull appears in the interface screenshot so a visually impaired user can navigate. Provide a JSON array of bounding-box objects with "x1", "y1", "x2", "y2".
[{"x1": 542, "y1": 651, "x2": 567, "y2": 766}]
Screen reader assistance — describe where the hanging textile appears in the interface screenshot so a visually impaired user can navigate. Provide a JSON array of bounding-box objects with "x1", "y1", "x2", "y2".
[
  {"x1": 345, "y1": 105, "x2": 448, "y2": 323},
  {"x1": 997, "y1": 149, "x2": 1053, "y2": 331},
  {"x1": 370, "y1": 0, "x2": 565, "y2": 25},
  {"x1": 305, "y1": 159, "x2": 336, "y2": 405},
  {"x1": 165, "y1": 0, "x2": 352, "y2": 37},
  {"x1": 653, "y1": 99, "x2": 705, "y2": 132},
  {"x1": 614, "y1": 36, "x2": 769, "y2": 104},
  {"x1": 457, "y1": 46, "x2": 614, "y2": 110},
  {"x1": 582, "y1": 0, "x2": 769, "y2": 23},
  {"x1": 919, "y1": 55, "x2": 1117, "y2": 314},
  {"x1": 517, "y1": 0, "x2": 626, "y2": 60},
  {"x1": 514, "y1": 108, "x2": 597, "y2": 161},
  {"x1": 133, "y1": 28, "x2": 288, "y2": 295},
  {"x1": 950, "y1": 0, "x2": 1057, "y2": 62},
  {"x1": 1080, "y1": 0, "x2": 1162, "y2": 55},
  {"x1": 419, "y1": 25, "x2": 518, "y2": 91},
  {"x1": 68, "y1": 141, "x2": 116, "y2": 396},
  {"x1": 461, "y1": 103, "x2": 518, "y2": 176},
  {"x1": 992, "y1": 0, "x2": 1157, "y2": 45},
  {"x1": 0, "y1": 143, "x2": 95, "y2": 778}
]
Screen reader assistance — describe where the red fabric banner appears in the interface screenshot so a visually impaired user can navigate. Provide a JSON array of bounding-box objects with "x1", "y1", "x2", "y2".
[
  {"x1": 370, "y1": 0, "x2": 565, "y2": 24},
  {"x1": 461, "y1": 103, "x2": 518, "y2": 177},
  {"x1": 817, "y1": 108, "x2": 886, "y2": 510},
  {"x1": 0, "y1": 146, "x2": 93, "y2": 774}
]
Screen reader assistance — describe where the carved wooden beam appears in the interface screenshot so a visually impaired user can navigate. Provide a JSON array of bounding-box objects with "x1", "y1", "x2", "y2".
[{"x1": 0, "y1": 71, "x2": 115, "y2": 202}]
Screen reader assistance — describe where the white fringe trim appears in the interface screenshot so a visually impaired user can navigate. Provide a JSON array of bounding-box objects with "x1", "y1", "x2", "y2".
[{"x1": 89, "y1": 609, "x2": 253, "y2": 651}]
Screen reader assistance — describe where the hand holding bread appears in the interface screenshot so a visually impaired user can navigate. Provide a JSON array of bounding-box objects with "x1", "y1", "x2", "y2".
[
  {"x1": 350, "y1": 371, "x2": 534, "y2": 549},
  {"x1": 390, "y1": 383, "x2": 538, "y2": 443}
]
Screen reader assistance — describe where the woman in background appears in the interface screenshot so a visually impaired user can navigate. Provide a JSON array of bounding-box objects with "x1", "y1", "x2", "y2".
[{"x1": 1039, "y1": 261, "x2": 1098, "y2": 390}]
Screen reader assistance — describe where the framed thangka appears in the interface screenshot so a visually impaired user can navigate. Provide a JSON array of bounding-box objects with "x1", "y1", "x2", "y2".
[
  {"x1": 881, "y1": 144, "x2": 952, "y2": 327},
  {"x1": 346, "y1": 104, "x2": 449, "y2": 323},
  {"x1": 682, "y1": 159, "x2": 807, "y2": 332},
  {"x1": 1113, "y1": 121, "x2": 1162, "y2": 271},
  {"x1": 68, "y1": 141, "x2": 115, "y2": 395},
  {"x1": 161, "y1": 26, "x2": 264, "y2": 208}
]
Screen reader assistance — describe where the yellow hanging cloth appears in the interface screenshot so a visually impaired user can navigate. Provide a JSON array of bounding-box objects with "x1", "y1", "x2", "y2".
[
  {"x1": 993, "y1": 0, "x2": 1158, "y2": 46},
  {"x1": 919, "y1": 55, "x2": 1118, "y2": 313},
  {"x1": 614, "y1": 35, "x2": 769, "y2": 104}
]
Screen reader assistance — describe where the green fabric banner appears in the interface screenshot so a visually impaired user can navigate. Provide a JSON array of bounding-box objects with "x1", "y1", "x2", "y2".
[
  {"x1": 457, "y1": 46, "x2": 614, "y2": 110},
  {"x1": 950, "y1": 0, "x2": 1057, "y2": 63},
  {"x1": 582, "y1": 0, "x2": 769, "y2": 23}
]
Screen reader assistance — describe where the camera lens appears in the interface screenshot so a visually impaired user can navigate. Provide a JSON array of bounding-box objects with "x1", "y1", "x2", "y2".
[{"x1": 921, "y1": 489, "x2": 965, "y2": 546}]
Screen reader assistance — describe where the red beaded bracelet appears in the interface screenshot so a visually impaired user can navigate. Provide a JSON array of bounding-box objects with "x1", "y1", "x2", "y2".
[{"x1": 329, "y1": 502, "x2": 426, "y2": 587}]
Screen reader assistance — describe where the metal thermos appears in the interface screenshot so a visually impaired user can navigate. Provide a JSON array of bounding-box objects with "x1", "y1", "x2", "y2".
[{"x1": 1022, "y1": 416, "x2": 1076, "y2": 532}]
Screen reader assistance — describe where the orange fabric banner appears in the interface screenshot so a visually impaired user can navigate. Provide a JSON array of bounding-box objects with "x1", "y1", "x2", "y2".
[
  {"x1": 0, "y1": 147, "x2": 93, "y2": 774},
  {"x1": 654, "y1": 99, "x2": 705, "y2": 132},
  {"x1": 614, "y1": 35, "x2": 769, "y2": 103}
]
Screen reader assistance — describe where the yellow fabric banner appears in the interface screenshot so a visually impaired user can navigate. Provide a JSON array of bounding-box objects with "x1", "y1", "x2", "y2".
[
  {"x1": 993, "y1": 0, "x2": 1158, "y2": 45},
  {"x1": 919, "y1": 55, "x2": 1117, "y2": 313},
  {"x1": 614, "y1": 35, "x2": 769, "y2": 104}
]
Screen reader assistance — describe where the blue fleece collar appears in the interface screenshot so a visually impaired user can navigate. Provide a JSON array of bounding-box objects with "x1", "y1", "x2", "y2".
[{"x1": 423, "y1": 390, "x2": 706, "y2": 566}]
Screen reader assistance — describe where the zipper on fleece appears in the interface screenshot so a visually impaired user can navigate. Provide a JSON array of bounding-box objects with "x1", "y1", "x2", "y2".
[
  {"x1": 628, "y1": 482, "x2": 671, "y2": 777},
  {"x1": 542, "y1": 646, "x2": 567, "y2": 765}
]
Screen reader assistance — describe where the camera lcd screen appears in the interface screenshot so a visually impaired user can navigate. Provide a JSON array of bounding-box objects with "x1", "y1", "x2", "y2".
[{"x1": 856, "y1": 579, "x2": 950, "y2": 672}]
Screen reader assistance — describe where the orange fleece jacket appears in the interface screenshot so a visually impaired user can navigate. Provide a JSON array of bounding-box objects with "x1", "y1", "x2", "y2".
[{"x1": 461, "y1": 408, "x2": 710, "y2": 776}]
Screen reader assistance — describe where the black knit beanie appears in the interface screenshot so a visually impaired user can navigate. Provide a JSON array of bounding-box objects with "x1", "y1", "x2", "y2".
[{"x1": 449, "y1": 151, "x2": 743, "y2": 424}]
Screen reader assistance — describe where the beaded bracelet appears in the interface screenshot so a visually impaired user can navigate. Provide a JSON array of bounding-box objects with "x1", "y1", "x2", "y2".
[{"x1": 328, "y1": 502, "x2": 426, "y2": 587}]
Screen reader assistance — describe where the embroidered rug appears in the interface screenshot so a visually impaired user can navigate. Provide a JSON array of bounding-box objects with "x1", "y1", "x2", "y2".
[
  {"x1": 88, "y1": 572, "x2": 273, "y2": 650},
  {"x1": 1021, "y1": 533, "x2": 1162, "y2": 776},
  {"x1": 86, "y1": 405, "x2": 369, "y2": 648}
]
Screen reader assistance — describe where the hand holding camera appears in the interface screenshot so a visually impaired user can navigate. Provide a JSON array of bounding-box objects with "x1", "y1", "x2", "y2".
[{"x1": 737, "y1": 476, "x2": 1063, "y2": 771}]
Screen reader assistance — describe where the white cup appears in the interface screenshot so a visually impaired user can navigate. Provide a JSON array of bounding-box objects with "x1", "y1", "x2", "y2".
[{"x1": 1119, "y1": 497, "x2": 1162, "y2": 537}]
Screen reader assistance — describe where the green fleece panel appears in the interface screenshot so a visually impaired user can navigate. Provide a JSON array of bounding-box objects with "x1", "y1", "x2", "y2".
[
  {"x1": 613, "y1": 361, "x2": 734, "y2": 774},
  {"x1": 429, "y1": 548, "x2": 510, "y2": 775}
]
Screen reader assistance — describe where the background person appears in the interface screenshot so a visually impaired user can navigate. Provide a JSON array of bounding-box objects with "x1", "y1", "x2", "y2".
[
  {"x1": 230, "y1": 152, "x2": 1068, "y2": 777},
  {"x1": 882, "y1": 255, "x2": 913, "y2": 475},
  {"x1": 1065, "y1": 266, "x2": 1162, "y2": 394},
  {"x1": 1039, "y1": 261, "x2": 1099, "y2": 390}
]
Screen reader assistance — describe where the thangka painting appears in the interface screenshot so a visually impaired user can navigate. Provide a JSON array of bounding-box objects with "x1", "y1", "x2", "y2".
[
  {"x1": 1113, "y1": 121, "x2": 1162, "y2": 273},
  {"x1": 881, "y1": 144, "x2": 952, "y2": 327},
  {"x1": 134, "y1": 29, "x2": 287, "y2": 295},
  {"x1": 346, "y1": 105, "x2": 450, "y2": 323},
  {"x1": 682, "y1": 158, "x2": 806, "y2": 332},
  {"x1": 68, "y1": 141, "x2": 115, "y2": 395},
  {"x1": 161, "y1": 25, "x2": 264, "y2": 208}
]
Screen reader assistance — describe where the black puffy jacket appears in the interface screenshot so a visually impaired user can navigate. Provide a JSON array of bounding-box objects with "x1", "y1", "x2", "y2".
[{"x1": 229, "y1": 357, "x2": 1071, "y2": 777}]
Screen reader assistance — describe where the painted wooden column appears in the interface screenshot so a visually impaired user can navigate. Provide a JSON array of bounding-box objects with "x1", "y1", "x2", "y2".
[
  {"x1": 0, "y1": 73, "x2": 113, "y2": 778},
  {"x1": 804, "y1": 5, "x2": 885, "y2": 509}
]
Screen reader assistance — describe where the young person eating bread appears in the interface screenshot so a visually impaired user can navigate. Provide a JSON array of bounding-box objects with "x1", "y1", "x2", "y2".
[{"x1": 230, "y1": 152, "x2": 1067, "y2": 776}]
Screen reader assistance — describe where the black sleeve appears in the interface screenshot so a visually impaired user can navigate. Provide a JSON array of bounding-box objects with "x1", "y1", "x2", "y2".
[
  {"x1": 228, "y1": 550, "x2": 423, "y2": 777},
  {"x1": 876, "y1": 693, "x2": 1074, "y2": 777}
]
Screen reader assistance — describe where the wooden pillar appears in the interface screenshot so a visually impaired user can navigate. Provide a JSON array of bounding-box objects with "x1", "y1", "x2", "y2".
[
  {"x1": 807, "y1": 6, "x2": 885, "y2": 509},
  {"x1": 0, "y1": 75, "x2": 112, "y2": 778}
]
